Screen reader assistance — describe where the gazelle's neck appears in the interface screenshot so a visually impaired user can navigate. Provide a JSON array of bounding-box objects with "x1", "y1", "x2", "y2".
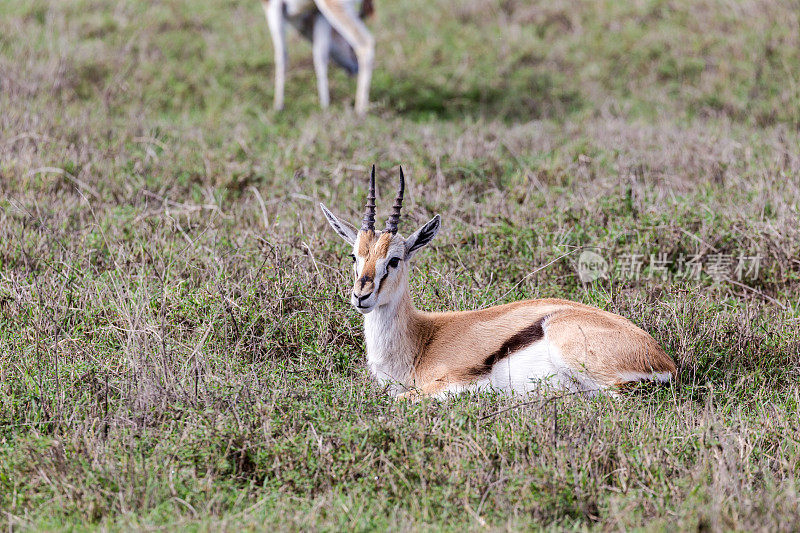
[{"x1": 363, "y1": 283, "x2": 419, "y2": 391}]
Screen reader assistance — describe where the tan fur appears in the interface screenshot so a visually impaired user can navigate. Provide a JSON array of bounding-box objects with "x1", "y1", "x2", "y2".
[
  {"x1": 544, "y1": 308, "x2": 674, "y2": 385},
  {"x1": 316, "y1": 0, "x2": 372, "y2": 48},
  {"x1": 391, "y1": 292, "x2": 674, "y2": 395},
  {"x1": 356, "y1": 230, "x2": 391, "y2": 257},
  {"x1": 374, "y1": 232, "x2": 393, "y2": 257},
  {"x1": 357, "y1": 230, "x2": 374, "y2": 255},
  {"x1": 355, "y1": 230, "x2": 392, "y2": 284}
]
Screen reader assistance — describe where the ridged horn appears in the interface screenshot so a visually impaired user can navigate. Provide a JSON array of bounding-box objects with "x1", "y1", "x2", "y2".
[
  {"x1": 360, "y1": 165, "x2": 376, "y2": 232},
  {"x1": 384, "y1": 166, "x2": 405, "y2": 234}
]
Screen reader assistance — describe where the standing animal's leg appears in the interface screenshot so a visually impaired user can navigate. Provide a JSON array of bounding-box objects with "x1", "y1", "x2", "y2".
[
  {"x1": 262, "y1": 0, "x2": 287, "y2": 111},
  {"x1": 312, "y1": 14, "x2": 332, "y2": 108},
  {"x1": 313, "y1": 0, "x2": 374, "y2": 115},
  {"x1": 352, "y1": 25, "x2": 374, "y2": 116}
]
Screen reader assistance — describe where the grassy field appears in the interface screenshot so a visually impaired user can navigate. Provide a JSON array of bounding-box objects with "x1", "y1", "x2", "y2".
[{"x1": 1, "y1": 0, "x2": 800, "y2": 529}]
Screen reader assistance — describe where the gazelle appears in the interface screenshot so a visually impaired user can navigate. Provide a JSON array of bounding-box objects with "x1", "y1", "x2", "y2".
[
  {"x1": 320, "y1": 167, "x2": 677, "y2": 400},
  {"x1": 261, "y1": 0, "x2": 375, "y2": 114}
]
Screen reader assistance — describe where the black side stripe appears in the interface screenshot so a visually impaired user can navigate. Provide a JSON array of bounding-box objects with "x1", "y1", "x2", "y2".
[{"x1": 467, "y1": 316, "x2": 547, "y2": 378}]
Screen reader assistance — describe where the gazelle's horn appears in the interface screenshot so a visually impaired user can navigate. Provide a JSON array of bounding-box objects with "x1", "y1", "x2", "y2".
[
  {"x1": 384, "y1": 166, "x2": 405, "y2": 234},
  {"x1": 361, "y1": 165, "x2": 376, "y2": 232}
]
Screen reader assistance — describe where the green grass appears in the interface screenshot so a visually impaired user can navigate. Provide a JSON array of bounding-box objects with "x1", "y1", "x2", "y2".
[{"x1": 1, "y1": 0, "x2": 800, "y2": 530}]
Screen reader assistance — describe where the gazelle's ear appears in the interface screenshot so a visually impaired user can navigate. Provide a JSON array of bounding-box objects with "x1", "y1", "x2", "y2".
[
  {"x1": 320, "y1": 203, "x2": 357, "y2": 245},
  {"x1": 405, "y1": 215, "x2": 440, "y2": 257}
]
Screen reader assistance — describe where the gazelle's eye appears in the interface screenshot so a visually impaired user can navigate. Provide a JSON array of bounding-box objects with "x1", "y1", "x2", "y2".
[{"x1": 387, "y1": 257, "x2": 401, "y2": 269}]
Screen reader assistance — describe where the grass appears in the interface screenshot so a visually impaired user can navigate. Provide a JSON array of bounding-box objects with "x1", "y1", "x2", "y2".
[{"x1": 1, "y1": 0, "x2": 800, "y2": 529}]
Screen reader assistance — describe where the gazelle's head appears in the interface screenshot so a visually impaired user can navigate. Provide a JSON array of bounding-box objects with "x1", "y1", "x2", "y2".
[{"x1": 320, "y1": 166, "x2": 441, "y2": 314}]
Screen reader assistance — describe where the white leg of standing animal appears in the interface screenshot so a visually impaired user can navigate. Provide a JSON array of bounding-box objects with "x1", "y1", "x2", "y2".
[
  {"x1": 263, "y1": 0, "x2": 287, "y2": 111},
  {"x1": 314, "y1": 0, "x2": 374, "y2": 115},
  {"x1": 312, "y1": 14, "x2": 332, "y2": 109},
  {"x1": 353, "y1": 33, "x2": 374, "y2": 115}
]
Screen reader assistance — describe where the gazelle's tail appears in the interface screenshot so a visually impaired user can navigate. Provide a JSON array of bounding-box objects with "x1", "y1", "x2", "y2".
[{"x1": 360, "y1": 0, "x2": 374, "y2": 18}]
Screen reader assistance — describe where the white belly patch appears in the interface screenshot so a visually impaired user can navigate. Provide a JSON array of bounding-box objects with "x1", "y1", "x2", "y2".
[{"x1": 434, "y1": 338, "x2": 605, "y2": 398}]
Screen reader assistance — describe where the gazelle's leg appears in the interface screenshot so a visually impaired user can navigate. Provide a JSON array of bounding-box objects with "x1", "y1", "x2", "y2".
[
  {"x1": 312, "y1": 14, "x2": 332, "y2": 108},
  {"x1": 395, "y1": 378, "x2": 452, "y2": 401},
  {"x1": 352, "y1": 30, "x2": 374, "y2": 116},
  {"x1": 313, "y1": 0, "x2": 374, "y2": 115},
  {"x1": 262, "y1": 0, "x2": 287, "y2": 111}
]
